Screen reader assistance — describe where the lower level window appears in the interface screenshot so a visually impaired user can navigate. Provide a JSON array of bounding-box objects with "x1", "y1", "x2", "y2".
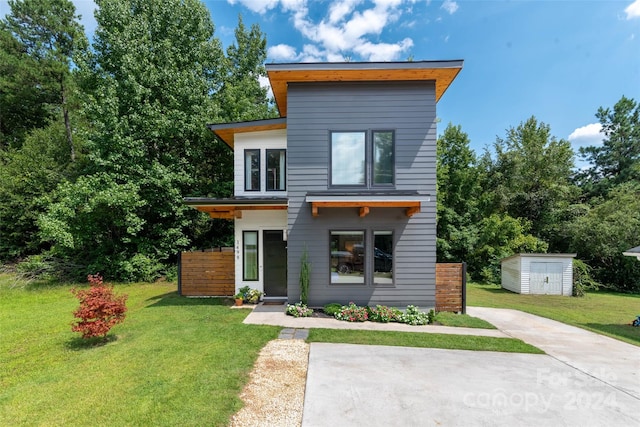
[
  {"x1": 373, "y1": 231, "x2": 393, "y2": 285},
  {"x1": 243, "y1": 231, "x2": 258, "y2": 281},
  {"x1": 330, "y1": 231, "x2": 364, "y2": 284}
]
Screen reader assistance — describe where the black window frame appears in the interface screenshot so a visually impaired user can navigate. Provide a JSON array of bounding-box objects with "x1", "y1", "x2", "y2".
[
  {"x1": 371, "y1": 130, "x2": 395, "y2": 187},
  {"x1": 330, "y1": 230, "x2": 366, "y2": 285},
  {"x1": 329, "y1": 130, "x2": 395, "y2": 189},
  {"x1": 265, "y1": 148, "x2": 287, "y2": 191},
  {"x1": 372, "y1": 230, "x2": 394, "y2": 286},
  {"x1": 244, "y1": 149, "x2": 261, "y2": 192},
  {"x1": 242, "y1": 230, "x2": 259, "y2": 281}
]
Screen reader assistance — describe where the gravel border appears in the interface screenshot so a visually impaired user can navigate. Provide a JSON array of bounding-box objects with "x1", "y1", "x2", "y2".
[{"x1": 229, "y1": 339, "x2": 309, "y2": 427}]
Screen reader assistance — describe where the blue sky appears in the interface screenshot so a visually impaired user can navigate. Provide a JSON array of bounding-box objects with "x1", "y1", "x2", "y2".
[{"x1": 2, "y1": 0, "x2": 639, "y2": 159}]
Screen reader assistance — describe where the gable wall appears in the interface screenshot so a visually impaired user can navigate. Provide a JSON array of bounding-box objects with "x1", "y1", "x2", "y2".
[
  {"x1": 286, "y1": 81, "x2": 437, "y2": 307},
  {"x1": 233, "y1": 129, "x2": 287, "y2": 197}
]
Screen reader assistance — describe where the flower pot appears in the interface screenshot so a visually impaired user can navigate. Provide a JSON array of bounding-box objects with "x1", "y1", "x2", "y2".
[{"x1": 235, "y1": 298, "x2": 243, "y2": 306}]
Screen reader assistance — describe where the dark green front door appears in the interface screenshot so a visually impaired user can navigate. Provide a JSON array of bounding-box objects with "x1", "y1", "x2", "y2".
[{"x1": 263, "y1": 230, "x2": 287, "y2": 297}]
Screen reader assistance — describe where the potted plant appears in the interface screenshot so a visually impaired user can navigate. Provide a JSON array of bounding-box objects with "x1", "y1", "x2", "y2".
[
  {"x1": 247, "y1": 288, "x2": 262, "y2": 304},
  {"x1": 233, "y1": 293, "x2": 244, "y2": 306}
]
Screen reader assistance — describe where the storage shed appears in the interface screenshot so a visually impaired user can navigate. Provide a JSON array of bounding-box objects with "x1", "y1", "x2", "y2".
[{"x1": 501, "y1": 253, "x2": 576, "y2": 296}]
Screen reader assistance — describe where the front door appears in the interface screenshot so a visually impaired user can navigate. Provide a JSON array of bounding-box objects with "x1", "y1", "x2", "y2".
[{"x1": 263, "y1": 230, "x2": 287, "y2": 297}]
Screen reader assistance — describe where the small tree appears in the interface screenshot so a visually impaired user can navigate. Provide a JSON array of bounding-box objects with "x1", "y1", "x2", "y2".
[
  {"x1": 71, "y1": 274, "x2": 127, "y2": 340},
  {"x1": 299, "y1": 247, "x2": 310, "y2": 305}
]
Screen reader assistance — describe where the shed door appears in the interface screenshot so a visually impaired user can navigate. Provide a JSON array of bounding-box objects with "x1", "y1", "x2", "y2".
[{"x1": 530, "y1": 262, "x2": 563, "y2": 294}]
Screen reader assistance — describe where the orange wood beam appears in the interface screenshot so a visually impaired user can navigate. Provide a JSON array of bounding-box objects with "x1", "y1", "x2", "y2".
[
  {"x1": 406, "y1": 206, "x2": 421, "y2": 217},
  {"x1": 310, "y1": 201, "x2": 420, "y2": 218}
]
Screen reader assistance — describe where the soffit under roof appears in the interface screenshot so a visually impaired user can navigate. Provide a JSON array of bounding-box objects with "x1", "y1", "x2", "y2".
[{"x1": 266, "y1": 60, "x2": 463, "y2": 117}]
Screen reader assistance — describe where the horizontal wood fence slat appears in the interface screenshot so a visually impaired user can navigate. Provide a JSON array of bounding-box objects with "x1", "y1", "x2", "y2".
[{"x1": 179, "y1": 249, "x2": 235, "y2": 297}]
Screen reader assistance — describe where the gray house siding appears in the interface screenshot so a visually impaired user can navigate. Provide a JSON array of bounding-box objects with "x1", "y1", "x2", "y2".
[{"x1": 286, "y1": 81, "x2": 437, "y2": 307}]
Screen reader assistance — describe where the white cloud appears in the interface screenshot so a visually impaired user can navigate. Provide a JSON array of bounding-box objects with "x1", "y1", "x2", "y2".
[
  {"x1": 268, "y1": 43, "x2": 299, "y2": 60},
  {"x1": 227, "y1": 0, "x2": 280, "y2": 14},
  {"x1": 281, "y1": 0, "x2": 413, "y2": 61},
  {"x1": 625, "y1": 0, "x2": 640, "y2": 19},
  {"x1": 354, "y1": 37, "x2": 413, "y2": 61},
  {"x1": 441, "y1": 0, "x2": 458, "y2": 15},
  {"x1": 568, "y1": 123, "x2": 604, "y2": 146}
]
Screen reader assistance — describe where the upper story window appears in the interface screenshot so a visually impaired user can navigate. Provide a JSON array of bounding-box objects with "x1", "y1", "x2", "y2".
[
  {"x1": 245, "y1": 149, "x2": 260, "y2": 191},
  {"x1": 330, "y1": 130, "x2": 394, "y2": 188},
  {"x1": 266, "y1": 149, "x2": 286, "y2": 191}
]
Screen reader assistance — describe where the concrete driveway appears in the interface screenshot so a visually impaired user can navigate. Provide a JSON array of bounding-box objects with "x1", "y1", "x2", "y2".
[{"x1": 302, "y1": 308, "x2": 640, "y2": 426}]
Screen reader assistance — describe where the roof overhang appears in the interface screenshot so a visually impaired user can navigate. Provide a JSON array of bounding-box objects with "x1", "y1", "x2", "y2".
[
  {"x1": 500, "y1": 253, "x2": 577, "y2": 263},
  {"x1": 305, "y1": 192, "x2": 427, "y2": 218},
  {"x1": 207, "y1": 118, "x2": 287, "y2": 148},
  {"x1": 266, "y1": 60, "x2": 464, "y2": 117},
  {"x1": 623, "y1": 245, "x2": 640, "y2": 261},
  {"x1": 184, "y1": 197, "x2": 288, "y2": 220}
]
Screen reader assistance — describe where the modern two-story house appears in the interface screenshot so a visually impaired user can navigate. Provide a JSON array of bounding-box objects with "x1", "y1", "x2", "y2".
[{"x1": 184, "y1": 60, "x2": 463, "y2": 307}]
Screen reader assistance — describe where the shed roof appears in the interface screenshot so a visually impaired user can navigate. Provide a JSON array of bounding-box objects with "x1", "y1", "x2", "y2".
[
  {"x1": 623, "y1": 245, "x2": 640, "y2": 260},
  {"x1": 207, "y1": 118, "x2": 286, "y2": 148},
  {"x1": 500, "y1": 253, "x2": 577, "y2": 263}
]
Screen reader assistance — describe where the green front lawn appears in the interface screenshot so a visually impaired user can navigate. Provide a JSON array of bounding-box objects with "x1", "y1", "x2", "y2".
[
  {"x1": 468, "y1": 282, "x2": 640, "y2": 346},
  {"x1": 0, "y1": 275, "x2": 279, "y2": 426},
  {"x1": 1, "y1": 273, "x2": 547, "y2": 426},
  {"x1": 308, "y1": 329, "x2": 542, "y2": 353}
]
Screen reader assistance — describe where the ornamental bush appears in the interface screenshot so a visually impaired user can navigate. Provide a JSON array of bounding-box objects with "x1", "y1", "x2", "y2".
[
  {"x1": 368, "y1": 305, "x2": 401, "y2": 323},
  {"x1": 397, "y1": 305, "x2": 431, "y2": 326},
  {"x1": 71, "y1": 274, "x2": 128, "y2": 340},
  {"x1": 286, "y1": 302, "x2": 313, "y2": 318},
  {"x1": 335, "y1": 302, "x2": 368, "y2": 322}
]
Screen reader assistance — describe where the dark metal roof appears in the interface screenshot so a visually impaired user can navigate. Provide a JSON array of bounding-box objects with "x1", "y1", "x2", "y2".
[
  {"x1": 265, "y1": 60, "x2": 464, "y2": 72},
  {"x1": 183, "y1": 197, "x2": 288, "y2": 206}
]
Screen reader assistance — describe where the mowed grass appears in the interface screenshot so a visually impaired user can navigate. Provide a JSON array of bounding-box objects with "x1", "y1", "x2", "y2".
[
  {"x1": 468, "y1": 282, "x2": 640, "y2": 346},
  {"x1": 0, "y1": 274, "x2": 280, "y2": 426},
  {"x1": 435, "y1": 311, "x2": 496, "y2": 329},
  {"x1": 308, "y1": 329, "x2": 542, "y2": 353}
]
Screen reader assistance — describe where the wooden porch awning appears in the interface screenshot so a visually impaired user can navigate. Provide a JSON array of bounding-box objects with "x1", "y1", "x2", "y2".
[
  {"x1": 183, "y1": 197, "x2": 288, "y2": 220},
  {"x1": 305, "y1": 192, "x2": 427, "y2": 218}
]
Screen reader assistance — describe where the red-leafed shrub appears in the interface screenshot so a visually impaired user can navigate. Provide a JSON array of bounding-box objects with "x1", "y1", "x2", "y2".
[{"x1": 71, "y1": 274, "x2": 128, "y2": 340}]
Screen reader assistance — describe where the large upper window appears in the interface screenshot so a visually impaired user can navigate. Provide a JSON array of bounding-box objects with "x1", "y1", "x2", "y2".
[
  {"x1": 330, "y1": 130, "x2": 394, "y2": 187},
  {"x1": 331, "y1": 132, "x2": 365, "y2": 186},
  {"x1": 266, "y1": 149, "x2": 286, "y2": 191},
  {"x1": 244, "y1": 149, "x2": 260, "y2": 191}
]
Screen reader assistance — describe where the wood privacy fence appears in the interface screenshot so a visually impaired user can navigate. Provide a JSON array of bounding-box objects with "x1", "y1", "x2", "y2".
[
  {"x1": 178, "y1": 248, "x2": 234, "y2": 297},
  {"x1": 435, "y1": 263, "x2": 467, "y2": 313}
]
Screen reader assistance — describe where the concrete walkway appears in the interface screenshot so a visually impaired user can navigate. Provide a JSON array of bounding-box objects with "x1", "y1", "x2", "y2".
[
  {"x1": 467, "y1": 307, "x2": 640, "y2": 400},
  {"x1": 243, "y1": 304, "x2": 508, "y2": 338}
]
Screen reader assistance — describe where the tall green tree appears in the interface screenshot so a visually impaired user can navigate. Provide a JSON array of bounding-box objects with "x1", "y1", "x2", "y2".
[
  {"x1": 2, "y1": 0, "x2": 87, "y2": 160},
  {"x1": 41, "y1": 0, "x2": 226, "y2": 280},
  {"x1": 0, "y1": 27, "x2": 54, "y2": 148},
  {"x1": 569, "y1": 182, "x2": 640, "y2": 292},
  {"x1": 482, "y1": 116, "x2": 578, "y2": 244},
  {"x1": 217, "y1": 15, "x2": 276, "y2": 122},
  {"x1": 436, "y1": 123, "x2": 481, "y2": 262},
  {"x1": 0, "y1": 123, "x2": 74, "y2": 260},
  {"x1": 576, "y1": 96, "x2": 640, "y2": 197}
]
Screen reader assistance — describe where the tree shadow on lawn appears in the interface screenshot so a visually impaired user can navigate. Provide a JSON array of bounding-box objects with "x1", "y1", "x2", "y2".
[
  {"x1": 145, "y1": 291, "x2": 232, "y2": 308},
  {"x1": 65, "y1": 334, "x2": 119, "y2": 351},
  {"x1": 584, "y1": 323, "x2": 640, "y2": 346}
]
